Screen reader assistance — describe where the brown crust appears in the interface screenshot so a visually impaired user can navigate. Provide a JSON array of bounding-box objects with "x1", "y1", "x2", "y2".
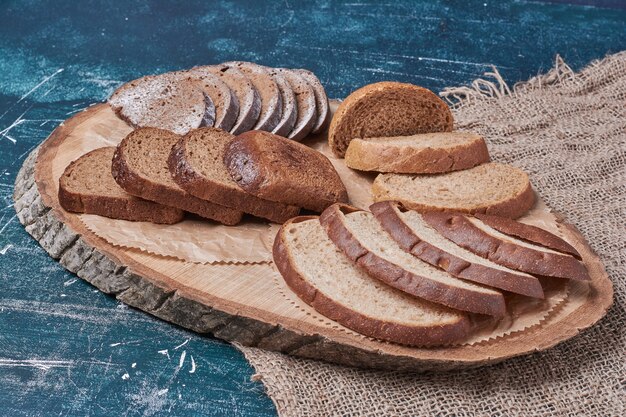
[
  {"x1": 224, "y1": 130, "x2": 348, "y2": 212},
  {"x1": 167, "y1": 129, "x2": 300, "y2": 223},
  {"x1": 370, "y1": 201, "x2": 545, "y2": 298},
  {"x1": 319, "y1": 204, "x2": 506, "y2": 317},
  {"x1": 110, "y1": 129, "x2": 243, "y2": 225},
  {"x1": 345, "y1": 134, "x2": 490, "y2": 174},
  {"x1": 58, "y1": 148, "x2": 184, "y2": 224},
  {"x1": 273, "y1": 216, "x2": 471, "y2": 346},
  {"x1": 423, "y1": 212, "x2": 591, "y2": 281},
  {"x1": 328, "y1": 81, "x2": 454, "y2": 158},
  {"x1": 474, "y1": 213, "x2": 581, "y2": 259}
]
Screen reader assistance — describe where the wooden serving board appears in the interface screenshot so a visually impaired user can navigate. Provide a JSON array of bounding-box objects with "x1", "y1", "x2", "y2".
[{"x1": 13, "y1": 102, "x2": 613, "y2": 372}]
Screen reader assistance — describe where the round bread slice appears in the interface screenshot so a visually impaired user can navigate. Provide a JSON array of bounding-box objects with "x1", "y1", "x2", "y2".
[
  {"x1": 345, "y1": 132, "x2": 490, "y2": 174},
  {"x1": 108, "y1": 74, "x2": 213, "y2": 135},
  {"x1": 328, "y1": 81, "x2": 454, "y2": 158},
  {"x1": 273, "y1": 68, "x2": 317, "y2": 141},
  {"x1": 111, "y1": 128, "x2": 243, "y2": 225},
  {"x1": 223, "y1": 61, "x2": 282, "y2": 132},
  {"x1": 370, "y1": 201, "x2": 544, "y2": 298},
  {"x1": 293, "y1": 69, "x2": 330, "y2": 134},
  {"x1": 58, "y1": 147, "x2": 183, "y2": 224},
  {"x1": 423, "y1": 212, "x2": 591, "y2": 281},
  {"x1": 267, "y1": 69, "x2": 297, "y2": 136},
  {"x1": 273, "y1": 216, "x2": 471, "y2": 346},
  {"x1": 372, "y1": 162, "x2": 536, "y2": 219},
  {"x1": 320, "y1": 204, "x2": 506, "y2": 317}
]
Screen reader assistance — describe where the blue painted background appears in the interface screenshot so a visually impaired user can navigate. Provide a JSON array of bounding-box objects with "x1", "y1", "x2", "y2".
[{"x1": 1, "y1": 1, "x2": 624, "y2": 416}]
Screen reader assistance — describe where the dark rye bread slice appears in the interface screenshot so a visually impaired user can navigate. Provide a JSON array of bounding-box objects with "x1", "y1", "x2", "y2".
[
  {"x1": 190, "y1": 65, "x2": 261, "y2": 134},
  {"x1": 370, "y1": 201, "x2": 544, "y2": 298},
  {"x1": 109, "y1": 74, "x2": 213, "y2": 135},
  {"x1": 320, "y1": 204, "x2": 506, "y2": 317},
  {"x1": 474, "y1": 213, "x2": 581, "y2": 258},
  {"x1": 224, "y1": 130, "x2": 348, "y2": 213},
  {"x1": 273, "y1": 216, "x2": 470, "y2": 346},
  {"x1": 59, "y1": 147, "x2": 183, "y2": 224},
  {"x1": 345, "y1": 132, "x2": 490, "y2": 174},
  {"x1": 293, "y1": 69, "x2": 330, "y2": 134},
  {"x1": 372, "y1": 162, "x2": 536, "y2": 219},
  {"x1": 273, "y1": 68, "x2": 317, "y2": 141},
  {"x1": 168, "y1": 128, "x2": 300, "y2": 223},
  {"x1": 423, "y1": 212, "x2": 591, "y2": 281},
  {"x1": 328, "y1": 81, "x2": 454, "y2": 158},
  {"x1": 111, "y1": 128, "x2": 243, "y2": 225},
  {"x1": 267, "y1": 69, "x2": 297, "y2": 136},
  {"x1": 223, "y1": 61, "x2": 282, "y2": 132}
]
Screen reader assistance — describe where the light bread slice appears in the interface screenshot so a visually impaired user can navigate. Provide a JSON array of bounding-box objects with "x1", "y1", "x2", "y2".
[
  {"x1": 320, "y1": 204, "x2": 506, "y2": 317},
  {"x1": 373, "y1": 162, "x2": 535, "y2": 219},
  {"x1": 59, "y1": 147, "x2": 183, "y2": 224},
  {"x1": 273, "y1": 216, "x2": 471, "y2": 346},
  {"x1": 423, "y1": 212, "x2": 590, "y2": 281},
  {"x1": 370, "y1": 201, "x2": 544, "y2": 298},
  {"x1": 328, "y1": 82, "x2": 454, "y2": 158},
  {"x1": 345, "y1": 132, "x2": 490, "y2": 174},
  {"x1": 108, "y1": 74, "x2": 212, "y2": 135},
  {"x1": 267, "y1": 69, "x2": 297, "y2": 136},
  {"x1": 168, "y1": 127, "x2": 300, "y2": 223},
  {"x1": 111, "y1": 128, "x2": 243, "y2": 225},
  {"x1": 273, "y1": 68, "x2": 317, "y2": 141},
  {"x1": 224, "y1": 61, "x2": 282, "y2": 132},
  {"x1": 293, "y1": 69, "x2": 330, "y2": 134}
]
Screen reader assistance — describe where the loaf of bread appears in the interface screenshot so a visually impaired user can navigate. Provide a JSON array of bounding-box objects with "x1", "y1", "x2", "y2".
[
  {"x1": 345, "y1": 132, "x2": 490, "y2": 174},
  {"x1": 328, "y1": 82, "x2": 454, "y2": 158},
  {"x1": 373, "y1": 162, "x2": 536, "y2": 219},
  {"x1": 224, "y1": 130, "x2": 348, "y2": 212},
  {"x1": 320, "y1": 204, "x2": 506, "y2": 317},
  {"x1": 59, "y1": 147, "x2": 184, "y2": 224},
  {"x1": 273, "y1": 216, "x2": 471, "y2": 346}
]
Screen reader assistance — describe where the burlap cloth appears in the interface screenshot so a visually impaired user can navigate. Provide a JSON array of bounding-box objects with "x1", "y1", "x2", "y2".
[{"x1": 237, "y1": 52, "x2": 626, "y2": 416}]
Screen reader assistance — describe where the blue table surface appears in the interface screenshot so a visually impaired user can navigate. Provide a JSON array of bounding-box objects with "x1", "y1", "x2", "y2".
[{"x1": 1, "y1": 1, "x2": 624, "y2": 416}]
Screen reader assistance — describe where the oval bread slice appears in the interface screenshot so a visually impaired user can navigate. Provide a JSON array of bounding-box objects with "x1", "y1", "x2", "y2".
[
  {"x1": 328, "y1": 81, "x2": 454, "y2": 158},
  {"x1": 268, "y1": 69, "x2": 297, "y2": 136},
  {"x1": 370, "y1": 201, "x2": 544, "y2": 298},
  {"x1": 372, "y1": 162, "x2": 536, "y2": 219},
  {"x1": 345, "y1": 132, "x2": 490, "y2": 174},
  {"x1": 423, "y1": 212, "x2": 590, "y2": 281},
  {"x1": 59, "y1": 147, "x2": 184, "y2": 224},
  {"x1": 273, "y1": 216, "x2": 471, "y2": 346},
  {"x1": 320, "y1": 204, "x2": 506, "y2": 317},
  {"x1": 274, "y1": 68, "x2": 317, "y2": 141},
  {"x1": 293, "y1": 68, "x2": 330, "y2": 134}
]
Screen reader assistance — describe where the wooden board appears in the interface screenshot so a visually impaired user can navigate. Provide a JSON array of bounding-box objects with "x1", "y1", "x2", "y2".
[{"x1": 13, "y1": 103, "x2": 613, "y2": 372}]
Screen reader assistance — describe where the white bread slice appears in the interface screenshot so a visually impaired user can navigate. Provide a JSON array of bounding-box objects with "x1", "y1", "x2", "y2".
[
  {"x1": 273, "y1": 216, "x2": 471, "y2": 346},
  {"x1": 345, "y1": 132, "x2": 490, "y2": 174},
  {"x1": 370, "y1": 201, "x2": 544, "y2": 298},
  {"x1": 319, "y1": 204, "x2": 506, "y2": 317},
  {"x1": 423, "y1": 212, "x2": 591, "y2": 281},
  {"x1": 372, "y1": 162, "x2": 536, "y2": 219}
]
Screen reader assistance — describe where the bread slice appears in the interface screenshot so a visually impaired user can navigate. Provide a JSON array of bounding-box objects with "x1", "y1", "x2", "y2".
[
  {"x1": 224, "y1": 61, "x2": 282, "y2": 132},
  {"x1": 108, "y1": 74, "x2": 212, "y2": 135},
  {"x1": 345, "y1": 132, "x2": 490, "y2": 174},
  {"x1": 373, "y1": 162, "x2": 536, "y2": 219},
  {"x1": 267, "y1": 69, "x2": 297, "y2": 136},
  {"x1": 328, "y1": 82, "x2": 454, "y2": 158},
  {"x1": 370, "y1": 201, "x2": 544, "y2": 298},
  {"x1": 168, "y1": 127, "x2": 300, "y2": 223},
  {"x1": 273, "y1": 69, "x2": 317, "y2": 141},
  {"x1": 190, "y1": 64, "x2": 262, "y2": 135},
  {"x1": 59, "y1": 147, "x2": 183, "y2": 224},
  {"x1": 224, "y1": 130, "x2": 348, "y2": 212},
  {"x1": 111, "y1": 128, "x2": 243, "y2": 225},
  {"x1": 423, "y1": 212, "x2": 591, "y2": 281},
  {"x1": 293, "y1": 69, "x2": 330, "y2": 134},
  {"x1": 320, "y1": 204, "x2": 506, "y2": 317},
  {"x1": 273, "y1": 216, "x2": 471, "y2": 346},
  {"x1": 474, "y1": 213, "x2": 581, "y2": 258}
]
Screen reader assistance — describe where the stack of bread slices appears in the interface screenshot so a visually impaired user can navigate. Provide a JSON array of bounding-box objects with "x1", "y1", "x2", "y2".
[
  {"x1": 58, "y1": 128, "x2": 348, "y2": 225},
  {"x1": 108, "y1": 61, "x2": 330, "y2": 141},
  {"x1": 274, "y1": 202, "x2": 589, "y2": 347}
]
